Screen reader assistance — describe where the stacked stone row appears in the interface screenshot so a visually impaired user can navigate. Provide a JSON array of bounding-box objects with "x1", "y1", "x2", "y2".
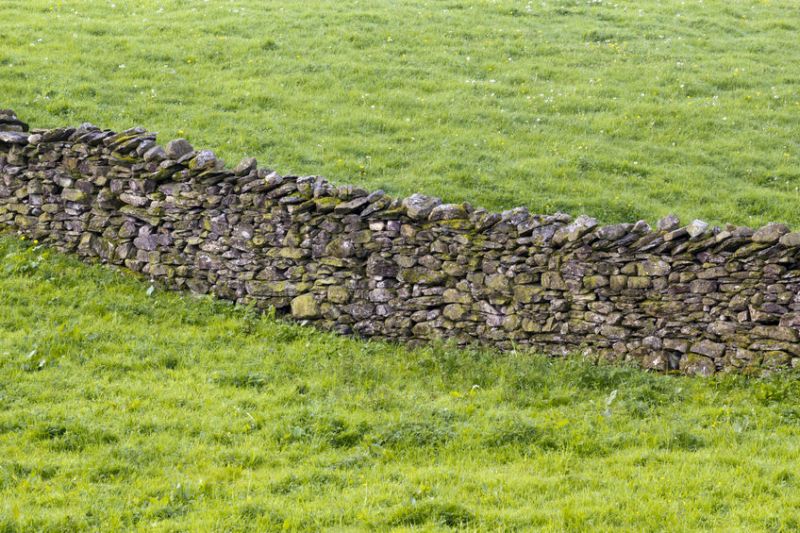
[{"x1": 2, "y1": 110, "x2": 799, "y2": 375}]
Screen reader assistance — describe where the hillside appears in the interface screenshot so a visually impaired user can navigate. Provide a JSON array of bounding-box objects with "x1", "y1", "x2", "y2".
[
  {"x1": 2, "y1": 236, "x2": 800, "y2": 530},
  {"x1": 3, "y1": 0, "x2": 800, "y2": 530},
  {"x1": 2, "y1": 0, "x2": 799, "y2": 227}
]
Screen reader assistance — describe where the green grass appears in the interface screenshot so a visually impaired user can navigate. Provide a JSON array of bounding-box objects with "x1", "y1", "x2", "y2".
[
  {"x1": 2, "y1": 0, "x2": 800, "y2": 227},
  {"x1": 4, "y1": 2, "x2": 800, "y2": 530},
  {"x1": 3, "y1": 237, "x2": 800, "y2": 531}
]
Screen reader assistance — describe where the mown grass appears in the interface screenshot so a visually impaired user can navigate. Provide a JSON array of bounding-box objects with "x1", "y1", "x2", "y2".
[
  {"x1": 3, "y1": 236, "x2": 800, "y2": 531},
  {"x1": 2, "y1": 0, "x2": 800, "y2": 227}
]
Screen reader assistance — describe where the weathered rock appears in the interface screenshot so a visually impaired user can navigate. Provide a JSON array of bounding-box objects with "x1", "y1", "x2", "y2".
[
  {"x1": 234, "y1": 157, "x2": 257, "y2": 176},
  {"x1": 685, "y1": 219, "x2": 709, "y2": 238},
  {"x1": 327, "y1": 286, "x2": 350, "y2": 304},
  {"x1": 333, "y1": 196, "x2": 369, "y2": 215},
  {"x1": 752, "y1": 222, "x2": 789, "y2": 243},
  {"x1": 0, "y1": 131, "x2": 29, "y2": 144},
  {"x1": 402, "y1": 193, "x2": 441, "y2": 220},
  {"x1": 779, "y1": 232, "x2": 800, "y2": 248},
  {"x1": 143, "y1": 145, "x2": 167, "y2": 163},
  {"x1": 443, "y1": 303, "x2": 468, "y2": 321},
  {"x1": 690, "y1": 339, "x2": 726, "y2": 359},
  {"x1": 429, "y1": 203, "x2": 468, "y2": 221},
  {"x1": 657, "y1": 214, "x2": 680, "y2": 231},
  {"x1": 291, "y1": 293, "x2": 320, "y2": 319},
  {"x1": 189, "y1": 150, "x2": 218, "y2": 170},
  {"x1": 165, "y1": 138, "x2": 194, "y2": 159},
  {"x1": 553, "y1": 215, "x2": 597, "y2": 246},
  {"x1": 0, "y1": 109, "x2": 29, "y2": 131},
  {"x1": 61, "y1": 188, "x2": 87, "y2": 202}
]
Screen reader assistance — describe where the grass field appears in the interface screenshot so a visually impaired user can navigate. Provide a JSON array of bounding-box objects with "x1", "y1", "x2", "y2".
[
  {"x1": 2, "y1": 0, "x2": 800, "y2": 227},
  {"x1": 4, "y1": 1, "x2": 800, "y2": 531},
  {"x1": 3, "y1": 238, "x2": 800, "y2": 531}
]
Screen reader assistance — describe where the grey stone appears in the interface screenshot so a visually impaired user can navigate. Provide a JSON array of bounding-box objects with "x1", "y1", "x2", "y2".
[
  {"x1": 333, "y1": 196, "x2": 369, "y2": 214},
  {"x1": 690, "y1": 339, "x2": 726, "y2": 358},
  {"x1": 686, "y1": 219, "x2": 709, "y2": 238},
  {"x1": 165, "y1": 138, "x2": 194, "y2": 159},
  {"x1": 595, "y1": 223, "x2": 630, "y2": 241},
  {"x1": 752, "y1": 223, "x2": 790, "y2": 243},
  {"x1": 402, "y1": 193, "x2": 441, "y2": 220},
  {"x1": 0, "y1": 131, "x2": 29, "y2": 144},
  {"x1": 553, "y1": 215, "x2": 598, "y2": 245},
  {"x1": 234, "y1": 157, "x2": 257, "y2": 176},
  {"x1": 443, "y1": 304, "x2": 468, "y2": 321},
  {"x1": 143, "y1": 145, "x2": 166, "y2": 162},
  {"x1": 189, "y1": 150, "x2": 218, "y2": 170},
  {"x1": 779, "y1": 232, "x2": 800, "y2": 248},
  {"x1": 428, "y1": 203, "x2": 468, "y2": 221},
  {"x1": 657, "y1": 214, "x2": 680, "y2": 231}
]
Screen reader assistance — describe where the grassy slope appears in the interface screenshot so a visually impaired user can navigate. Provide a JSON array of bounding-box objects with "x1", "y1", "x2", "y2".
[
  {"x1": 2, "y1": 237, "x2": 800, "y2": 531},
  {"x1": 2, "y1": 0, "x2": 799, "y2": 227}
]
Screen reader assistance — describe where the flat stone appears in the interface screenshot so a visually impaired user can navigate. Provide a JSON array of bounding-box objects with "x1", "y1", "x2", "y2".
[
  {"x1": 779, "y1": 232, "x2": 800, "y2": 248},
  {"x1": 664, "y1": 338, "x2": 688, "y2": 353},
  {"x1": 680, "y1": 353, "x2": 716, "y2": 377},
  {"x1": 443, "y1": 288, "x2": 473, "y2": 304},
  {"x1": 595, "y1": 223, "x2": 630, "y2": 241},
  {"x1": 513, "y1": 285, "x2": 540, "y2": 303},
  {"x1": 541, "y1": 272, "x2": 567, "y2": 290},
  {"x1": 0, "y1": 131, "x2": 29, "y2": 144},
  {"x1": 751, "y1": 325, "x2": 798, "y2": 343},
  {"x1": 61, "y1": 188, "x2": 87, "y2": 202},
  {"x1": 689, "y1": 339, "x2": 725, "y2": 358},
  {"x1": 429, "y1": 203, "x2": 468, "y2": 221},
  {"x1": 752, "y1": 222, "x2": 789, "y2": 243},
  {"x1": 327, "y1": 286, "x2": 350, "y2": 304},
  {"x1": 690, "y1": 279, "x2": 717, "y2": 294},
  {"x1": 333, "y1": 196, "x2": 369, "y2": 215},
  {"x1": 639, "y1": 259, "x2": 670, "y2": 276},
  {"x1": 609, "y1": 275, "x2": 627, "y2": 291},
  {"x1": 119, "y1": 193, "x2": 149, "y2": 207},
  {"x1": 485, "y1": 273, "x2": 509, "y2": 293},
  {"x1": 553, "y1": 214, "x2": 598, "y2": 245},
  {"x1": 583, "y1": 275, "x2": 608, "y2": 289},
  {"x1": 627, "y1": 276, "x2": 650, "y2": 289},
  {"x1": 367, "y1": 255, "x2": 398, "y2": 278}
]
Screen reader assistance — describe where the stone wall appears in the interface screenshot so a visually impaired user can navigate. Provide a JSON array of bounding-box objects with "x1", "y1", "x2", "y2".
[{"x1": 2, "y1": 109, "x2": 799, "y2": 375}]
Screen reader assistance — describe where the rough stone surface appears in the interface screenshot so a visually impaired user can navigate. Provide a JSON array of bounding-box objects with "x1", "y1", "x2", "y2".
[
  {"x1": 402, "y1": 193, "x2": 441, "y2": 220},
  {"x1": 752, "y1": 223, "x2": 789, "y2": 243},
  {"x1": 291, "y1": 293, "x2": 319, "y2": 319},
  {"x1": 3, "y1": 111, "x2": 800, "y2": 376},
  {"x1": 165, "y1": 138, "x2": 194, "y2": 160}
]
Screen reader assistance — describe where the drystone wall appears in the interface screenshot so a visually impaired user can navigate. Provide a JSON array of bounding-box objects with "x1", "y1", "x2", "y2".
[{"x1": 2, "y1": 109, "x2": 800, "y2": 375}]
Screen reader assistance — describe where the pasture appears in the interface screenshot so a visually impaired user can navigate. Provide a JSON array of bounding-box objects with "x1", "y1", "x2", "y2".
[
  {"x1": 2, "y1": 0, "x2": 800, "y2": 530},
  {"x1": 2, "y1": 237, "x2": 800, "y2": 530},
  {"x1": 2, "y1": 0, "x2": 799, "y2": 226}
]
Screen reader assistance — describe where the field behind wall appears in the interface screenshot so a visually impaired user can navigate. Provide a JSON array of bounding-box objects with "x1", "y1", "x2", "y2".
[{"x1": 2, "y1": 0, "x2": 800, "y2": 227}]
